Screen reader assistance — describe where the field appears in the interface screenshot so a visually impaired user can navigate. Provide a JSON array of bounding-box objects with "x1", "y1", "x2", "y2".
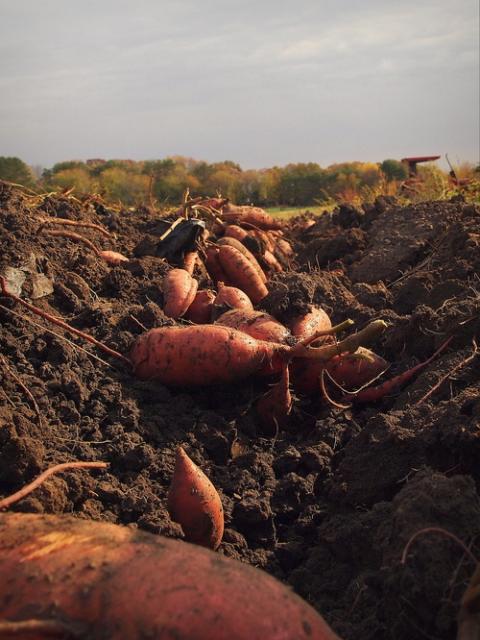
[{"x1": 0, "y1": 183, "x2": 479, "y2": 639}]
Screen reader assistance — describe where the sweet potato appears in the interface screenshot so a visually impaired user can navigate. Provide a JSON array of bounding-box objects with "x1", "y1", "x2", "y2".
[
  {"x1": 205, "y1": 245, "x2": 229, "y2": 284},
  {"x1": 163, "y1": 268, "x2": 198, "y2": 318},
  {"x1": 262, "y1": 249, "x2": 283, "y2": 272},
  {"x1": 326, "y1": 347, "x2": 388, "y2": 390},
  {"x1": 129, "y1": 325, "x2": 288, "y2": 385},
  {"x1": 217, "y1": 236, "x2": 267, "y2": 283},
  {"x1": 224, "y1": 224, "x2": 248, "y2": 241},
  {"x1": 0, "y1": 513, "x2": 339, "y2": 640},
  {"x1": 185, "y1": 289, "x2": 216, "y2": 323},
  {"x1": 217, "y1": 245, "x2": 268, "y2": 304},
  {"x1": 99, "y1": 249, "x2": 129, "y2": 265},
  {"x1": 183, "y1": 251, "x2": 198, "y2": 275},
  {"x1": 289, "y1": 306, "x2": 332, "y2": 341},
  {"x1": 168, "y1": 446, "x2": 224, "y2": 550},
  {"x1": 213, "y1": 282, "x2": 254, "y2": 314},
  {"x1": 215, "y1": 309, "x2": 291, "y2": 344},
  {"x1": 223, "y1": 204, "x2": 283, "y2": 230}
]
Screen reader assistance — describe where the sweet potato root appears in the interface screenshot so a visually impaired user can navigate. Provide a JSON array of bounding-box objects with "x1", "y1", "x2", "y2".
[
  {"x1": 168, "y1": 446, "x2": 224, "y2": 550},
  {"x1": 129, "y1": 325, "x2": 289, "y2": 385},
  {"x1": 217, "y1": 245, "x2": 268, "y2": 304},
  {"x1": 215, "y1": 309, "x2": 291, "y2": 344},
  {"x1": 163, "y1": 268, "x2": 198, "y2": 318},
  {"x1": 185, "y1": 289, "x2": 216, "y2": 323},
  {"x1": 0, "y1": 513, "x2": 340, "y2": 640},
  {"x1": 325, "y1": 347, "x2": 388, "y2": 390},
  {"x1": 223, "y1": 204, "x2": 283, "y2": 230},
  {"x1": 99, "y1": 249, "x2": 129, "y2": 265},
  {"x1": 205, "y1": 245, "x2": 229, "y2": 284},
  {"x1": 213, "y1": 282, "x2": 254, "y2": 314},
  {"x1": 224, "y1": 224, "x2": 249, "y2": 241},
  {"x1": 217, "y1": 236, "x2": 267, "y2": 283},
  {"x1": 289, "y1": 306, "x2": 332, "y2": 341}
]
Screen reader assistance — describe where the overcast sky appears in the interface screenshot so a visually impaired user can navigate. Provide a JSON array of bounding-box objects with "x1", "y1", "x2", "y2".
[{"x1": 0, "y1": 0, "x2": 478, "y2": 169}]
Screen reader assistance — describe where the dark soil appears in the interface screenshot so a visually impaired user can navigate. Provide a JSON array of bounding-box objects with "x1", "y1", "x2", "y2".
[{"x1": 1, "y1": 183, "x2": 479, "y2": 639}]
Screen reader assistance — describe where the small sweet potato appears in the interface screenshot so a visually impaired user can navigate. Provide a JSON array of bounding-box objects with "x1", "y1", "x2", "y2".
[
  {"x1": 292, "y1": 346, "x2": 387, "y2": 394},
  {"x1": 99, "y1": 250, "x2": 130, "y2": 265},
  {"x1": 163, "y1": 268, "x2": 198, "y2": 318},
  {"x1": 224, "y1": 224, "x2": 249, "y2": 241},
  {"x1": 213, "y1": 282, "x2": 254, "y2": 314},
  {"x1": 0, "y1": 512, "x2": 340, "y2": 640},
  {"x1": 215, "y1": 309, "x2": 291, "y2": 344},
  {"x1": 217, "y1": 245, "x2": 268, "y2": 304},
  {"x1": 168, "y1": 446, "x2": 224, "y2": 550},
  {"x1": 289, "y1": 306, "x2": 332, "y2": 341},
  {"x1": 185, "y1": 289, "x2": 216, "y2": 323}
]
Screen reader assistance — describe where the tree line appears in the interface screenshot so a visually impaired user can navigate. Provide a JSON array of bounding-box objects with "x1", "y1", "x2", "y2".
[{"x1": 1, "y1": 154, "x2": 475, "y2": 208}]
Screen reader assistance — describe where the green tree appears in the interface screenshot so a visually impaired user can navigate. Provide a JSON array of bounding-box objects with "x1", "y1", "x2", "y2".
[
  {"x1": 0, "y1": 156, "x2": 36, "y2": 188},
  {"x1": 47, "y1": 168, "x2": 93, "y2": 192},
  {"x1": 380, "y1": 159, "x2": 409, "y2": 181}
]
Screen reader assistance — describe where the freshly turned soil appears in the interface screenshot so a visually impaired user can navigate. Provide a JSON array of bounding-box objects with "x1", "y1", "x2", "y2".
[{"x1": 1, "y1": 181, "x2": 479, "y2": 640}]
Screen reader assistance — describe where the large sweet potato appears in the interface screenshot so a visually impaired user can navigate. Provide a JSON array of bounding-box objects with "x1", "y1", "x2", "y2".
[{"x1": 0, "y1": 513, "x2": 340, "y2": 640}]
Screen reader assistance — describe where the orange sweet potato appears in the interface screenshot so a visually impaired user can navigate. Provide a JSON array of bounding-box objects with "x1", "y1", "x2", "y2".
[
  {"x1": 224, "y1": 224, "x2": 249, "y2": 241},
  {"x1": 289, "y1": 306, "x2": 332, "y2": 341},
  {"x1": 183, "y1": 251, "x2": 198, "y2": 275},
  {"x1": 205, "y1": 245, "x2": 229, "y2": 284},
  {"x1": 217, "y1": 237, "x2": 267, "y2": 283},
  {"x1": 99, "y1": 250, "x2": 130, "y2": 265},
  {"x1": 163, "y1": 268, "x2": 198, "y2": 318},
  {"x1": 217, "y1": 245, "x2": 268, "y2": 304},
  {"x1": 291, "y1": 347, "x2": 388, "y2": 395},
  {"x1": 129, "y1": 325, "x2": 288, "y2": 385},
  {"x1": 215, "y1": 309, "x2": 291, "y2": 344},
  {"x1": 0, "y1": 512, "x2": 340, "y2": 640},
  {"x1": 222, "y1": 204, "x2": 283, "y2": 230},
  {"x1": 185, "y1": 289, "x2": 216, "y2": 323},
  {"x1": 168, "y1": 446, "x2": 224, "y2": 550},
  {"x1": 213, "y1": 282, "x2": 254, "y2": 313}
]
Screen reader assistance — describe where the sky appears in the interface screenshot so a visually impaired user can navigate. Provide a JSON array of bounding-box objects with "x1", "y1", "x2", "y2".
[{"x1": 0, "y1": 0, "x2": 478, "y2": 170}]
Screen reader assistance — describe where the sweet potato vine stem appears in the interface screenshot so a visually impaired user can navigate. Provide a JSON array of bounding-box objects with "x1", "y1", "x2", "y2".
[
  {"x1": 401, "y1": 527, "x2": 478, "y2": 566},
  {"x1": 0, "y1": 461, "x2": 108, "y2": 510},
  {"x1": 0, "y1": 276, "x2": 131, "y2": 367},
  {"x1": 42, "y1": 229, "x2": 102, "y2": 256},
  {"x1": 291, "y1": 319, "x2": 387, "y2": 361}
]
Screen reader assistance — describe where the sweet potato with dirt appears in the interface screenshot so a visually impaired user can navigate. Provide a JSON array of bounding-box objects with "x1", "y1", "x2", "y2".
[
  {"x1": 217, "y1": 236, "x2": 267, "y2": 283},
  {"x1": 217, "y1": 245, "x2": 268, "y2": 304},
  {"x1": 213, "y1": 282, "x2": 254, "y2": 314},
  {"x1": 326, "y1": 347, "x2": 388, "y2": 390},
  {"x1": 163, "y1": 268, "x2": 198, "y2": 318},
  {"x1": 99, "y1": 249, "x2": 130, "y2": 265},
  {"x1": 289, "y1": 306, "x2": 332, "y2": 341},
  {"x1": 168, "y1": 446, "x2": 224, "y2": 550},
  {"x1": 215, "y1": 309, "x2": 291, "y2": 344},
  {"x1": 223, "y1": 204, "x2": 283, "y2": 230},
  {"x1": 224, "y1": 224, "x2": 249, "y2": 241},
  {"x1": 205, "y1": 245, "x2": 229, "y2": 284},
  {"x1": 0, "y1": 512, "x2": 340, "y2": 640},
  {"x1": 185, "y1": 289, "x2": 216, "y2": 323}
]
